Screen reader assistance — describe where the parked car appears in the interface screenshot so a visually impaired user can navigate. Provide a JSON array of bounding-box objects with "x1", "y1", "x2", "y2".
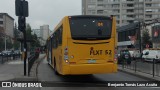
[
  {"x1": 6, "y1": 51, "x2": 13, "y2": 57},
  {"x1": 142, "y1": 49, "x2": 160, "y2": 62},
  {"x1": 129, "y1": 50, "x2": 141, "y2": 60},
  {"x1": 118, "y1": 50, "x2": 132, "y2": 64},
  {"x1": 0, "y1": 51, "x2": 8, "y2": 57},
  {"x1": 14, "y1": 50, "x2": 21, "y2": 56}
]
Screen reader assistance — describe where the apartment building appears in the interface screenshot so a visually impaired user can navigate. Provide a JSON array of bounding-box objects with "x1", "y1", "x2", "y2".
[
  {"x1": 32, "y1": 29, "x2": 41, "y2": 38},
  {"x1": 0, "y1": 13, "x2": 14, "y2": 38},
  {"x1": 39, "y1": 25, "x2": 50, "y2": 46},
  {"x1": 82, "y1": 0, "x2": 160, "y2": 27}
]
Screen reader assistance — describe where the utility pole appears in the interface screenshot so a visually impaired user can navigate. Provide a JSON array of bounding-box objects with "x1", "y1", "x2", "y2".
[
  {"x1": 15, "y1": 0, "x2": 28, "y2": 76},
  {"x1": 4, "y1": 36, "x2": 6, "y2": 51},
  {"x1": 137, "y1": 0, "x2": 142, "y2": 54}
]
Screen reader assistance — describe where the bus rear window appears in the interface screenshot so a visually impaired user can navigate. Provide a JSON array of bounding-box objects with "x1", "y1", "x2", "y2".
[{"x1": 69, "y1": 16, "x2": 112, "y2": 40}]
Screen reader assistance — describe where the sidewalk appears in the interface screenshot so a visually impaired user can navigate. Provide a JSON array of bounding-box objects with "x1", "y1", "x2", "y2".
[
  {"x1": 0, "y1": 54, "x2": 46, "y2": 81},
  {"x1": 118, "y1": 66, "x2": 160, "y2": 81}
]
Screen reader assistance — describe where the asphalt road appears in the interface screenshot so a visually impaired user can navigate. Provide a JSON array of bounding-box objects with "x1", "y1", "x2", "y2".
[{"x1": 37, "y1": 58, "x2": 160, "y2": 90}]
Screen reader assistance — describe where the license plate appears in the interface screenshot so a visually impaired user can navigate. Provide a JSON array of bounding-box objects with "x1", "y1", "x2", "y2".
[{"x1": 88, "y1": 59, "x2": 96, "y2": 63}]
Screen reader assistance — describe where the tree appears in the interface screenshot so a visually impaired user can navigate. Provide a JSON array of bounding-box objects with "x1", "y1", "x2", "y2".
[
  {"x1": 0, "y1": 38, "x2": 4, "y2": 51},
  {"x1": 13, "y1": 23, "x2": 20, "y2": 50},
  {"x1": 142, "y1": 29, "x2": 152, "y2": 48},
  {"x1": 26, "y1": 24, "x2": 40, "y2": 51}
]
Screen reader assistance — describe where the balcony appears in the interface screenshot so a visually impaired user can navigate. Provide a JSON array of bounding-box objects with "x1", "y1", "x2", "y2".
[
  {"x1": 145, "y1": 6, "x2": 160, "y2": 9},
  {"x1": 103, "y1": 1, "x2": 120, "y2": 4},
  {"x1": 122, "y1": 11, "x2": 135, "y2": 15},
  {"x1": 122, "y1": 7, "x2": 134, "y2": 9},
  {"x1": 122, "y1": 1, "x2": 134, "y2": 4},
  {"x1": 145, "y1": 1, "x2": 160, "y2": 4},
  {"x1": 145, "y1": 11, "x2": 160, "y2": 14}
]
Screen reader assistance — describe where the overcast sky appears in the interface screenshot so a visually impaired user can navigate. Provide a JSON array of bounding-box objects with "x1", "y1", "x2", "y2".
[{"x1": 0, "y1": 0, "x2": 82, "y2": 30}]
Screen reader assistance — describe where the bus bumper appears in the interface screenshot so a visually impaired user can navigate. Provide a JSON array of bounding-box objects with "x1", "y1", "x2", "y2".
[{"x1": 62, "y1": 63, "x2": 117, "y2": 75}]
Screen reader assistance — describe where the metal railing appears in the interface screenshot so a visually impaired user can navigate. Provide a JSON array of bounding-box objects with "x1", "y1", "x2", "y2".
[
  {"x1": 28, "y1": 52, "x2": 39, "y2": 76},
  {"x1": 119, "y1": 58, "x2": 160, "y2": 77}
]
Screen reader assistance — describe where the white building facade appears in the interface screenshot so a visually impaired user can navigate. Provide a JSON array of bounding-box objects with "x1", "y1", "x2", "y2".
[
  {"x1": 32, "y1": 25, "x2": 50, "y2": 46},
  {"x1": 0, "y1": 13, "x2": 14, "y2": 39},
  {"x1": 82, "y1": 0, "x2": 160, "y2": 27},
  {"x1": 40, "y1": 25, "x2": 50, "y2": 41}
]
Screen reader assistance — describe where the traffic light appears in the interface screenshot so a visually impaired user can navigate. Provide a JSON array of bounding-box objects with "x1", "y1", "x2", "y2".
[
  {"x1": 18, "y1": 16, "x2": 26, "y2": 32},
  {"x1": 15, "y1": 0, "x2": 28, "y2": 17}
]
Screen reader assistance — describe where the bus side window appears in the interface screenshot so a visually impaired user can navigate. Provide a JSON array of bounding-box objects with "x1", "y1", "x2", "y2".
[
  {"x1": 53, "y1": 34, "x2": 57, "y2": 48},
  {"x1": 58, "y1": 26, "x2": 63, "y2": 45}
]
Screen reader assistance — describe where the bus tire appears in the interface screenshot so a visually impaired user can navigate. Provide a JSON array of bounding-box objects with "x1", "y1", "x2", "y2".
[{"x1": 54, "y1": 59, "x2": 59, "y2": 75}]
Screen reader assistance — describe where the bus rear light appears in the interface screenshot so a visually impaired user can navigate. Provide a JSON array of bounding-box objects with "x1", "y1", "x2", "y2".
[
  {"x1": 64, "y1": 47, "x2": 69, "y2": 62},
  {"x1": 65, "y1": 60, "x2": 69, "y2": 63},
  {"x1": 65, "y1": 47, "x2": 68, "y2": 52},
  {"x1": 114, "y1": 58, "x2": 117, "y2": 61},
  {"x1": 114, "y1": 49, "x2": 118, "y2": 63}
]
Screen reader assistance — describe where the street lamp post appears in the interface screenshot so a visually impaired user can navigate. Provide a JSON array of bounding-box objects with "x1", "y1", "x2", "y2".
[{"x1": 4, "y1": 36, "x2": 6, "y2": 51}]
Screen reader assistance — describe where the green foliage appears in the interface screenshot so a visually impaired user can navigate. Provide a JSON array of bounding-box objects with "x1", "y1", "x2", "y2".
[
  {"x1": 26, "y1": 24, "x2": 32, "y2": 40},
  {"x1": 142, "y1": 29, "x2": 152, "y2": 47},
  {"x1": 6, "y1": 41, "x2": 13, "y2": 49},
  {"x1": 13, "y1": 23, "x2": 20, "y2": 50},
  {"x1": 0, "y1": 38, "x2": 4, "y2": 51},
  {"x1": 26, "y1": 24, "x2": 40, "y2": 49}
]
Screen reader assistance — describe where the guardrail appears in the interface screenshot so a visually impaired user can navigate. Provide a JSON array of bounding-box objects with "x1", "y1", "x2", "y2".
[
  {"x1": 118, "y1": 58, "x2": 160, "y2": 77},
  {"x1": 28, "y1": 52, "x2": 39, "y2": 76}
]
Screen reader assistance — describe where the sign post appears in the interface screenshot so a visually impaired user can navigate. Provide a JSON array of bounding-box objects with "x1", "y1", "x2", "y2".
[{"x1": 15, "y1": 0, "x2": 29, "y2": 76}]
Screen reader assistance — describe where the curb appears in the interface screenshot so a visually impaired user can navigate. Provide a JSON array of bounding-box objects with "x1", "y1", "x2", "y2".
[{"x1": 118, "y1": 68, "x2": 160, "y2": 81}]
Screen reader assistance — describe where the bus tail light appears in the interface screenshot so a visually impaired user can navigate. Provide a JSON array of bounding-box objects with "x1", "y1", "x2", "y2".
[
  {"x1": 65, "y1": 60, "x2": 69, "y2": 63},
  {"x1": 114, "y1": 49, "x2": 117, "y2": 63},
  {"x1": 64, "y1": 47, "x2": 69, "y2": 63}
]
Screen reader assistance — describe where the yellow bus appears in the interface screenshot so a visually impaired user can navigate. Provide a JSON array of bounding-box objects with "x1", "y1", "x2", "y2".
[{"x1": 47, "y1": 15, "x2": 117, "y2": 75}]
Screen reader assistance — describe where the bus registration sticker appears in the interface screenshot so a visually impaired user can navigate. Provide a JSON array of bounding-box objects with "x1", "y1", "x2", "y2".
[{"x1": 88, "y1": 59, "x2": 96, "y2": 63}]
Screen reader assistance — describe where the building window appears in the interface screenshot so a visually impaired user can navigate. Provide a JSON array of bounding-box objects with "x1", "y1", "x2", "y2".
[
  {"x1": 89, "y1": 0, "x2": 96, "y2": 3},
  {"x1": 88, "y1": 4, "x2": 96, "y2": 9},
  {"x1": 98, "y1": 0, "x2": 103, "y2": 2},
  {"x1": 0, "y1": 15, "x2": 3, "y2": 18},
  {"x1": 88, "y1": 10, "x2": 96, "y2": 14},
  {"x1": 52, "y1": 25, "x2": 63, "y2": 48},
  {"x1": 97, "y1": 10, "x2": 103, "y2": 14},
  {"x1": 97, "y1": 4, "x2": 104, "y2": 8},
  {"x1": 0, "y1": 21, "x2": 3, "y2": 24}
]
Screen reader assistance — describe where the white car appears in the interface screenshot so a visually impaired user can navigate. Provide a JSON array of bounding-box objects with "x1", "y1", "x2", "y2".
[
  {"x1": 129, "y1": 50, "x2": 141, "y2": 60},
  {"x1": 142, "y1": 49, "x2": 160, "y2": 62}
]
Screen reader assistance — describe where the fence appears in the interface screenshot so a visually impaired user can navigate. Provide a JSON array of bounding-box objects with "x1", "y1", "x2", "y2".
[
  {"x1": 119, "y1": 58, "x2": 160, "y2": 77},
  {"x1": 28, "y1": 52, "x2": 39, "y2": 76}
]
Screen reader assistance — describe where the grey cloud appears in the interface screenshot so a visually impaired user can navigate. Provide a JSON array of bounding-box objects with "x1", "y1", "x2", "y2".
[{"x1": 0, "y1": 0, "x2": 82, "y2": 30}]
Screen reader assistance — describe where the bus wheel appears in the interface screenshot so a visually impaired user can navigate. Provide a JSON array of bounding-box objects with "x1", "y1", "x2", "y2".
[{"x1": 54, "y1": 60, "x2": 59, "y2": 75}]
